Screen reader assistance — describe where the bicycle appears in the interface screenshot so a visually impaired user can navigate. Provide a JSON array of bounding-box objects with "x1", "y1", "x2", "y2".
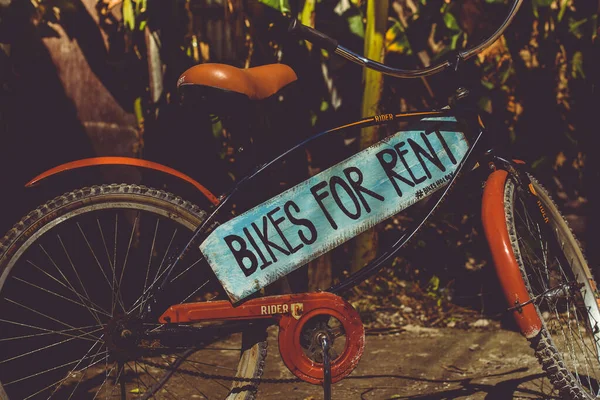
[{"x1": 1, "y1": 0, "x2": 599, "y2": 398}]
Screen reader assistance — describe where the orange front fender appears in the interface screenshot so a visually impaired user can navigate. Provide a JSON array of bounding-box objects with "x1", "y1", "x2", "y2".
[
  {"x1": 482, "y1": 169, "x2": 542, "y2": 338},
  {"x1": 26, "y1": 157, "x2": 220, "y2": 206}
]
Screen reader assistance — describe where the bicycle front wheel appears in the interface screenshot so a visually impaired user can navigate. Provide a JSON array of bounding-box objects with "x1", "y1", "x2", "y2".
[
  {"x1": 0, "y1": 184, "x2": 267, "y2": 400},
  {"x1": 504, "y1": 174, "x2": 600, "y2": 399}
]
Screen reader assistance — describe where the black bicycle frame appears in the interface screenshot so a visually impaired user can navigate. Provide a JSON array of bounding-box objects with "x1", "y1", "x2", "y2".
[{"x1": 145, "y1": 87, "x2": 520, "y2": 315}]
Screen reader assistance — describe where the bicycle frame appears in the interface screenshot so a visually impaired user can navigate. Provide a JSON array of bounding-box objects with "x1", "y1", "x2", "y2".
[
  {"x1": 22, "y1": 87, "x2": 542, "y2": 340},
  {"x1": 146, "y1": 89, "x2": 542, "y2": 337}
]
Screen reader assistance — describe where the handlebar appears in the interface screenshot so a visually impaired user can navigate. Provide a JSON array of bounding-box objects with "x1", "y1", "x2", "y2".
[{"x1": 288, "y1": 0, "x2": 523, "y2": 78}]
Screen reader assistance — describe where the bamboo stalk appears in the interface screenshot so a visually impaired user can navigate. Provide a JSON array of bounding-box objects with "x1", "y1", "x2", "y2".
[{"x1": 351, "y1": 0, "x2": 389, "y2": 273}]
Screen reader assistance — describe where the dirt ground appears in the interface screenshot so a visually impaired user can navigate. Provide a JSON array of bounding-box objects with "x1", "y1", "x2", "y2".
[{"x1": 257, "y1": 325, "x2": 558, "y2": 400}]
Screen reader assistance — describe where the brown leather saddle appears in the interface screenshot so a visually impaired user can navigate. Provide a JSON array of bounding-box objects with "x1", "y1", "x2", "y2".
[{"x1": 178, "y1": 63, "x2": 297, "y2": 101}]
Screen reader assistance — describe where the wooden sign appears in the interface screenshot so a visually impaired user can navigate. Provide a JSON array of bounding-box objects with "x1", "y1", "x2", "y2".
[{"x1": 200, "y1": 117, "x2": 469, "y2": 302}]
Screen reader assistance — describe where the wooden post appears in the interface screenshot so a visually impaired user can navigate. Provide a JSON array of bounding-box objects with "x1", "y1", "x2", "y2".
[{"x1": 351, "y1": 0, "x2": 389, "y2": 273}]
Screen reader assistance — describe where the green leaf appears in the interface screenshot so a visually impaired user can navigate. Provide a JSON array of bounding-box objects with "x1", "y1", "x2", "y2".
[
  {"x1": 386, "y1": 22, "x2": 412, "y2": 55},
  {"x1": 557, "y1": 0, "x2": 568, "y2": 22},
  {"x1": 568, "y1": 17, "x2": 588, "y2": 39},
  {"x1": 136, "y1": 0, "x2": 148, "y2": 31},
  {"x1": 299, "y1": 0, "x2": 314, "y2": 26},
  {"x1": 211, "y1": 116, "x2": 223, "y2": 140},
  {"x1": 123, "y1": 0, "x2": 135, "y2": 31},
  {"x1": 347, "y1": 14, "x2": 365, "y2": 38},
  {"x1": 133, "y1": 96, "x2": 144, "y2": 126},
  {"x1": 571, "y1": 51, "x2": 585, "y2": 79},
  {"x1": 480, "y1": 79, "x2": 495, "y2": 90},
  {"x1": 257, "y1": 0, "x2": 290, "y2": 13},
  {"x1": 320, "y1": 100, "x2": 329, "y2": 112},
  {"x1": 443, "y1": 11, "x2": 460, "y2": 32},
  {"x1": 449, "y1": 32, "x2": 461, "y2": 50}
]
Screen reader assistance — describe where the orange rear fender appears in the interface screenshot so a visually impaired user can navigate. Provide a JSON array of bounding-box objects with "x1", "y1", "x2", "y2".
[{"x1": 26, "y1": 157, "x2": 220, "y2": 206}]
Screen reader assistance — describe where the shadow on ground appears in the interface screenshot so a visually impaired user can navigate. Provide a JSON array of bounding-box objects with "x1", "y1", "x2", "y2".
[{"x1": 258, "y1": 327, "x2": 558, "y2": 399}]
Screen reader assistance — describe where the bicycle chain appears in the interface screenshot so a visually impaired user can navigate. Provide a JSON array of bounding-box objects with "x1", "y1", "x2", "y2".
[{"x1": 137, "y1": 358, "x2": 301, "y2": 384}]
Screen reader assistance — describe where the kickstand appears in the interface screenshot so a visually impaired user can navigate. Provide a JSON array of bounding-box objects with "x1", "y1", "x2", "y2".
[{"x1": 318, "y1": 333, "x2": 332, "y2": 400}]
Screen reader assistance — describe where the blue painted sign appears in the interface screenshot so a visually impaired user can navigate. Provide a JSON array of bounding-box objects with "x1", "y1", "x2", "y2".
[{"x1": 200, "y1": 117, "x2": 469, "y2": 302}]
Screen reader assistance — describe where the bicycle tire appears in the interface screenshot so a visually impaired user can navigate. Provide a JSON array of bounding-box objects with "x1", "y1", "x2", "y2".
[
  {"x1": 504, "y1": 174, "x2": 600, "y2": 399},
  {"x1": 0, "y1": 184, "x2": 267, "y2": 400}
]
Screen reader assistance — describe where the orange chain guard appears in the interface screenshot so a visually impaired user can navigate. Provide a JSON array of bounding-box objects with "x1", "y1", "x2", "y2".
[{"x1": 159, "y1": 292, "x2": 365, "y2": 384}]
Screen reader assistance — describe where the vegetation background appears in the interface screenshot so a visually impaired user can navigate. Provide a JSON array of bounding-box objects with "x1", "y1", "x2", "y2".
[{"x1": 0, "y1": 0, "x2": 598, "y2": 326}]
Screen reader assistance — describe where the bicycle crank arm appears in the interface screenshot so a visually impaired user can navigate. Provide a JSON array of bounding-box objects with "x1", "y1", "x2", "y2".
[{"x1": 159, "y1": 292, "x2": 365, "y2": 385}]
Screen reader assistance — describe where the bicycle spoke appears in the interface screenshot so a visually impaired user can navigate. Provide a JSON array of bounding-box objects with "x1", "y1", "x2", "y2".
[
  {"x1": 140, "y1": 219, "x2": 160, "y2": 316},
  {"x1": 36, "y1": 247, "x2": 110, "y2": 317},
  {"x1": 183, "y1": 358, "x2": 237, "y2": 371},
  {"x1": 186, "y1": 361, "x2": 230, "y2": 393},
  {"x1": 28, "y1": 350, "x2": 107, "y2": 400},
  {"x1": 136, "y1": 361, "x2": 179, "y2": 400},
  {"x1": 11, "y1": 276, "x2": 110, "y2": 318},
  {"x1": 128, "y1": 361, "x2": 151, "y2": 398},
  {"x1": 56, "y1": 236, "x2": 106, "y2": 325},
  {"x1": 180, "y1": 280, "x2": 210, "y2": 304},
  {"x1": 3, "y1": 298, "x2": 101, "y2": 341},
  {"x1": 91, "y1": 362, "x2": 115, "y2": 400},
  {"x1": 0, "y1": 322, "x2": 101, "y2": 342},
  {"x1": 138, "y1": 227, "x2": 180, "y2": 315},
  {"x1": 65, "y1": 340, "x2": 107, "y2": 400},
  {"x1": 112, "y1": 213, "x2": 119, "y2": 316},
  {"x1": 169, "y1": 256, "x2": 204, "y2": 284},
  {"x1": 76, "y1": 223, "x2": 117, "y2": 304},
  {"x1": 4, "y1": 348, "x2": 108, "y2": 387},
  {"x1": 118, "y1": 212, "x2": 139, "y2": 310},
  {"x1": 41, "y1": 336, "x2": 106, "y2": 399},
  {"x1": 165, "y1": 358, "x2": 209, "y2": 399},
  {"x1": 97, "y1": 218, "x2": 124, "y2": 317},
  {"x1": 155, "y1": 228, "x2": 178, "y2": 286},
  {"x1": 572, "y1": 305, "x2": 598, "y2": 393},
  {"x1": 515, "y1": 207, "x2": 550, "y2": 291},
  {"x1": 128, "y1": 269, "x2": 209, "y2": 315},
  {"x1": 559, "y1": 306, "x2": 581, "y2": 386},
  {"x1": 0, "y1": 327, "x2": 104, "y2": 365}
]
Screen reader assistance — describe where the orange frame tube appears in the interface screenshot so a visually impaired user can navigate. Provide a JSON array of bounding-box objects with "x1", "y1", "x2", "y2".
[
  {"x1": 482, "y1": 169, "x2": 542, "y2": 338},
  {"x1": 25, "y1": 157, "x2": 220, "y2": 206}
]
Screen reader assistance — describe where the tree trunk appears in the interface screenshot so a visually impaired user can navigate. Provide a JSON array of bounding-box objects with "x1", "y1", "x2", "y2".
[{"x1": 351, "y1": 0, "x2": 388, "y2": 273}]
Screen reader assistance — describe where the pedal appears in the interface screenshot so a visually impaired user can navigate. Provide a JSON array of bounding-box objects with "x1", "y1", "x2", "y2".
[{"x1": 159, "y1": 292, "x2": 365, "y2": 385}]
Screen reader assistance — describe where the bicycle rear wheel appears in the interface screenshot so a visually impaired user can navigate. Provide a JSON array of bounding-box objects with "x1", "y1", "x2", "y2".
[
  {"x1": 504, "y1": 174, "x2": 600, "y2": 399},
  {"x1": 0, "y1": 184, "x2": 267, "y2": 400}
]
